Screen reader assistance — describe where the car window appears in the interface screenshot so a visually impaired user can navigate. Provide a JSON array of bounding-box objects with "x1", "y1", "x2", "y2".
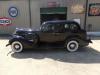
[
  {"x1": 64, "y1": 24, "x2": 69, "y2": 30},
  {"x1": 57, "y1": 23, "x2": 69, "y2": 32},
  {"x1": 47, "y1": 24, "x2": 55, "y2": 31},
  {"x1": 41, "y1": 24, "x2": 54, "y2": 32},
  {"x1": 41, "y1": 24, "x2": 47, "y2": 32},
  {"x1": 70, "y1": 23, "x2": 79, "y2": 31},
  {"x1": 53, "y1": 23, "x2": 68, "y2": 32},
  {"x1": 41, "y1": 23, "x2": 70, "y2": 32},
  {"x1": 58, "y1": 24, "x2": 65, "y2": 32}
]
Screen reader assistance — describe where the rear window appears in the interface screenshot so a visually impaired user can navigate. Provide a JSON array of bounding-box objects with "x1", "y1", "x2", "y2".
[{"x1": 70, "y1": 23, "x2": 80, "y2": 30}]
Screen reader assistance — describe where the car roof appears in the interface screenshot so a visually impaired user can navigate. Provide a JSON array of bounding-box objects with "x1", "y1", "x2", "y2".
[{"x1": 42, "y1": 20, "x2": 79, "y2": 25}]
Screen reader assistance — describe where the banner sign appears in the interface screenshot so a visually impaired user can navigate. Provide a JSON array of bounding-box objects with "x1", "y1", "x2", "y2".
[
  {"x1": 71, "y1": 4, "x2": 85, "y2": 14},
  {"x1": 0, "y1": 17, "x2": 12, "y2": 26},
  {"x1": 88, "y1": 3, "x2": 100, "y2": 16},
  {"x1": 48, "y1": 2, "x2": 60, "y2": 7}
]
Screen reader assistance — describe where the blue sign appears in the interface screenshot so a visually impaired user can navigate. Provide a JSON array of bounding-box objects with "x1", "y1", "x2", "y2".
[{"x1": 8, "y1": 7, "x2": 19, "y2": 17}]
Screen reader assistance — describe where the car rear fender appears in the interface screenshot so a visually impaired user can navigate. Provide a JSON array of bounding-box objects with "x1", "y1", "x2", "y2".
[
  {"x1": 65, "y1": 35, "x2": 81, "y2": 42},
  {"x1": 65, "y1": 35, "x2": 89, "y2": 46}
]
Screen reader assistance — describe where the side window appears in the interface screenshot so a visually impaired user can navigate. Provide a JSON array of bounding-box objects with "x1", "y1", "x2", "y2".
[
  {"x1": 41, "y1": 24, "x2": 55, "y2": 32},
  {"x1": 53, "y1": 23, "x2": 69, "y2": 33},
  {"x1": 41, "y1": 24, "x2": 48, "y2": 32},
  {"x1": 70, "y1": 23, "x2": 79, "y2": 31},
  {"x1": 47, "y1": 24, "x2": 55, "y2": 32},
  {"x1": 54, "y1": 24, "x2": 64, "y2": 32},
  {"x1": 64, "y1": 24, "x2": 69, "y2": 30}
]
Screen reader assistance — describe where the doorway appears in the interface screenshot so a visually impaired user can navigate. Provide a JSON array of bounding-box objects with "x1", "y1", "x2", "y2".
[{"x1": 40, "y1": 7, "x2": 67, "y2": 24}]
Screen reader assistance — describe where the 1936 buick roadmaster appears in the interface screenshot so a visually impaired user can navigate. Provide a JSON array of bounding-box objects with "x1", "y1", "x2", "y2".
[{"x1": 6, "y1": 20, "x2": 92, "y2": 53}]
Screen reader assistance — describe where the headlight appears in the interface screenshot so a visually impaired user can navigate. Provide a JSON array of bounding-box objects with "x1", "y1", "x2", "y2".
[
  {"x1": 13, "y1": 28, "x2": 19, "y2": 34},
  {"x1": 13, "y1": 30, "x2": 17, "y2": 35}
]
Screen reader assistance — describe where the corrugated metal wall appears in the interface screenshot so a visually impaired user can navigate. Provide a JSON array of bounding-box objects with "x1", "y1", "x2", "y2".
[
  {"x1": 0, "y1": 0, "x2": 30, "y2": 34},
  {"x1": 0, "y1": 0, "x2": 100, "y2": 34},
  {"x1": 30, "y1": 1, "x2": 40, "y2": 29}
]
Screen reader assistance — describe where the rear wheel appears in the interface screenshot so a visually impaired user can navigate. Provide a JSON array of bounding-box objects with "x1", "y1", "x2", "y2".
[
  {"x1": 11, "y1": 41, "x2": 23, "y2": 53},
  {"x1": 66, "y1": 40, "x2": 79, "y2": 52}
]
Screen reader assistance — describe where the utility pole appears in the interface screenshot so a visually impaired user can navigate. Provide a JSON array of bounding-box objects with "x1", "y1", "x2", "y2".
[
  {"x1": 84, "y1": 0, "x2": 89, "y2": 30},
  {"x1": 29, "y1": 0, "x2": 32, "y2": 28}
]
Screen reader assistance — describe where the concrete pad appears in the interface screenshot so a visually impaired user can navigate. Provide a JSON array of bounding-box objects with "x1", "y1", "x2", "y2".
[{"x1": 0, "y1": 38, "x2": 100, "y2": 75}]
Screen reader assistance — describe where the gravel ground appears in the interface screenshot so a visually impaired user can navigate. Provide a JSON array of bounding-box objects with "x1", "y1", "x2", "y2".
[{"x1": 0, "y1": 38, "x2": 100, "y2": 75}]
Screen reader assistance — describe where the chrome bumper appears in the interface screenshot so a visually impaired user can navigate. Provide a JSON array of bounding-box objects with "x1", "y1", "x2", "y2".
[{"x1": 6, "y1": 43, "x2": 10, "y2": 47}]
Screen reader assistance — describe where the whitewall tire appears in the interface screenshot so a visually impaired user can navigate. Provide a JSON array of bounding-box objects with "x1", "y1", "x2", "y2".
[
  {"x1": 66, "y1": 40, "x2": 79, "y2": 52},
  {"x1": 11, "y1": 41, "x2": 23, "y2": 53}
]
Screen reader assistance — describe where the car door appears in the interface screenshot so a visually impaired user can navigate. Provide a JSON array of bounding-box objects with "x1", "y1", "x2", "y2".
[
  {"x1": 40, "y1": 23, "x2": 71, "y2": 43},
  {"x1": 39, "y1": 23, "x2": 59, "y2": 43},
  {"x1": 52, "y1": 23, "x2": 70, "y2": 42}
]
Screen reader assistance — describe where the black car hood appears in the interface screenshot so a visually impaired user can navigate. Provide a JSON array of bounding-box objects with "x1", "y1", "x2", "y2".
[
  {"x1": 16, "y1": 28, "x2": 40, "y2": 32},
  {"x1": 15, "y1": 28, "x2": 41, "y2": 35}
]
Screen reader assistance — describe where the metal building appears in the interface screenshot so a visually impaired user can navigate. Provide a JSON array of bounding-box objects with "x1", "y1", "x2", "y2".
[{"x1": 0, "y1": 0, "x2": 100, "y2": 34}]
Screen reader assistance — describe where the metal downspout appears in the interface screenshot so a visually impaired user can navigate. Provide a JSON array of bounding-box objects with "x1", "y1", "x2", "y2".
[
  {"x1": 84, "y1": 0, "x2": 89, "y2": 30},
  {"x1": 29, "y1": 0, "x2": 32, "y2": 28}
]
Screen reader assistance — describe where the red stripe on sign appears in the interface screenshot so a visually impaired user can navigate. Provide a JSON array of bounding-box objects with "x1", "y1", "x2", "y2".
[{"x1": 0, "y1": 17, "x2": 12, "y2": 26}]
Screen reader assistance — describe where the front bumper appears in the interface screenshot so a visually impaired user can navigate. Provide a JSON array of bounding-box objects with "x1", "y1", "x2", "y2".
[{"x1": 6, "y1": 43, "x2": 10, "y2": 47}]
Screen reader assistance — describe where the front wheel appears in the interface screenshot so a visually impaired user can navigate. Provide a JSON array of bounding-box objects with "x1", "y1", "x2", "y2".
[
  {"x1": 66, "y1": 40, "x2": 79, "y2": 52},
  {"x1": 11, "y1": 41, "x2": 24, "y2": 53}
]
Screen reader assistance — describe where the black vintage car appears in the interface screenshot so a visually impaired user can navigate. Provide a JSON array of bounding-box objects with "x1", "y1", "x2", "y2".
[{"x1": 6, "y1": 20, "x2": 92, "y2": 52}]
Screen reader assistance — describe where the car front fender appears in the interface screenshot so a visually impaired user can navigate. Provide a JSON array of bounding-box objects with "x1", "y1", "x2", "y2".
[{"x1": 7, "y1": 35, "x2": 33, "y2": 46}]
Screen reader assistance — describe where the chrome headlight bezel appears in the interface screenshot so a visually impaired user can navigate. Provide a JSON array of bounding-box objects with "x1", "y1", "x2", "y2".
[{"x1": 13, "y1": 30, "x2": 17, "y2": 35}]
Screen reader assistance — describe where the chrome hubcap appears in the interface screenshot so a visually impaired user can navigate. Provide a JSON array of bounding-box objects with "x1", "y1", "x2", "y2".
[
  {"x1": 14, "y1": 45, "x2": 20, "y2": 49},
  {"x1": 67, "y1": 40, "x2": 79, "y2": 52},
  {"x1": 11, "y1": 41, "x2": 23, "y2": 53},
  {"x1": 70, "y1": 44, "x2": 75, "y2": 48}
]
